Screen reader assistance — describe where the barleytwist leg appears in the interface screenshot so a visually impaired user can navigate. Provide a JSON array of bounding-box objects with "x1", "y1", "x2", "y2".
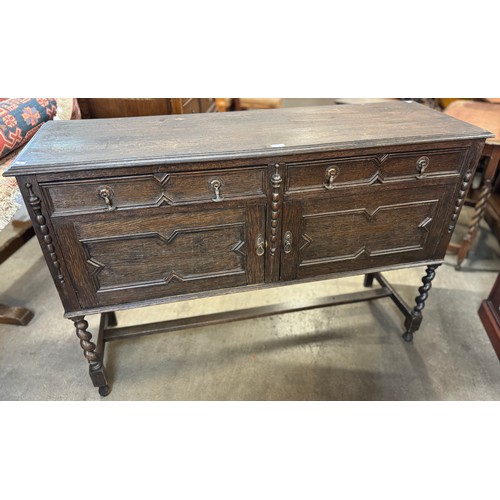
[
  {"x1": 71, "y1": 316, "x2": 110, "y2": 396},
  {"x1": 402, "y1": 264, "x2": 441, "y2": 342}
]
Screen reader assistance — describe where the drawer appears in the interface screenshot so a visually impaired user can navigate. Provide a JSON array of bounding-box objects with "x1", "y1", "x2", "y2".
[
  {"x1": 182, "y1": 98, "x2": 201, "y2": 114},
  {"x1": 42, "y1": 167, "x2": 267, "y2": 215},
  {"x1": 285, "y1": 147, "x2": 468, "y2": 194}
]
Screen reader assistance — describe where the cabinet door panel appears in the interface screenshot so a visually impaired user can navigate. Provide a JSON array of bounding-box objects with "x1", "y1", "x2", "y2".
[
  {"x1": 53, "y1": 205, "x2": 266, "y2": 309},
  {"x1": 281, "y1": 182, "x2": 455, "y2": 280}
]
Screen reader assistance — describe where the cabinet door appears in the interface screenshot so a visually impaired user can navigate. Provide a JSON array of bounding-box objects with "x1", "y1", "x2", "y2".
[
  {"x1": 53, "y1": 204, "x2": 266, "y2": 310},
  {"x1": 280, "y1": 181, "x2": 455, "y2": 281}
]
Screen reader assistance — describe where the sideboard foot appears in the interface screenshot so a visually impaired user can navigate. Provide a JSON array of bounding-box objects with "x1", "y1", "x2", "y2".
[
  {"x1": 98, "y1": 385, "x2": 111, "y2": 397},
  {"x1": 402, "y1": 331, "x2": 414, "y2": 343}
]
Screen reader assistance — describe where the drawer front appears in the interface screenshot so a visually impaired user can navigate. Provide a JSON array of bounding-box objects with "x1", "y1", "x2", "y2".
[
  {"x1": 53, "y1": 204, "x2": 266, "y2": 309},
  {"x1": 280, "y1": 181, "x2": 456, "y2": 281},
  {"x1": 285, "y1": 147, "x2": 468, "y2": 194},
  {"x1": 42, "y1": 167, "x2": 267, "y2": 215}
]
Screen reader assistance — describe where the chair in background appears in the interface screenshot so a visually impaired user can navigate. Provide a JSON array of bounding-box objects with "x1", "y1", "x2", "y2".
[{"x1": 444, "y1": 100, "x2": 500, "y2": 269}]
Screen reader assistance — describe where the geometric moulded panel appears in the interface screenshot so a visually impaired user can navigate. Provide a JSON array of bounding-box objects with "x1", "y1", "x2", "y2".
[
  {"x1": 83, "y1": 224, "x2": 246, "y2": 291},
  {"x1": 300, "y1": 200, "x2": 437, "y2": 266}
]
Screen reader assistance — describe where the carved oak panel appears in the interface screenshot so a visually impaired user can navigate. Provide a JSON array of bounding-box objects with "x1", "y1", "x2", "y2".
[
  {"x1": 83, "y1": 225, "x2": 247, "y2": 292},
  {"x1": 52, "y1": 205, "x2": 266, "y2": 308},
  {"x1": 281, "y1": 182, "x2": 457, "y2": 280},
  {"x1": 300, "y1": 201, "x2": 436, "y2": 262}
]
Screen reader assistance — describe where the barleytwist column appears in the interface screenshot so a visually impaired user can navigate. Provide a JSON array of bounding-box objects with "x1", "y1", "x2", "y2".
[
  {"x1": 266, "y1": 162, "x2": 284, "y2": 281},
  {"x1": 25, "y1": 183, "x2": 64, "y2": 283},
  {"x1": 270, "y1": 163, "x2": 282, "y2": 257},
  {"x1": 403, "y1": 264, "x2": 441, "y2": 342},
  {"x1": 74, "y1": 317, "x2": 100, "y2": 365},
  {"x1": 71, "y1": 316, "x2": 109, "y2": 396}
]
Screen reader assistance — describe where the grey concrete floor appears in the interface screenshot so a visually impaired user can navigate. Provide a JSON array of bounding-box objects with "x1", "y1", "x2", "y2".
[{"x1": 1, "y1": 204, "x2": 499, "y2": 400}]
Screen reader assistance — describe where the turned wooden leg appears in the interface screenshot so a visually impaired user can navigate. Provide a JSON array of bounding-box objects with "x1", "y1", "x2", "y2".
[
  {"x1": 363, "y1": 273, "x2": 374, "y2": 287},
  {"x1": 402, "y1": 264, "x2": 441, "y2": 342},
  {"x1": 456, "y1": 178, "x2": 493, "y2": 270},
  {"x1": 71, "y1": 316, "x2": 110, "y2": 396}
]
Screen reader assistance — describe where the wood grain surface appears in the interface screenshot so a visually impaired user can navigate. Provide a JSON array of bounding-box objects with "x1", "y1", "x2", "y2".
[{"x1": 5, "y1": 102, "x2": 493, "y2": 176}]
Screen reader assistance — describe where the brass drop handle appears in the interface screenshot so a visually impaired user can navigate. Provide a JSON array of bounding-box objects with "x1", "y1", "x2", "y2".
[
  {"x1": 98, "y1": 186, "x2": 116, "y2": 211},
  {"x1": 416, "y1": 156, "x2": 429, "y2": 179},
  {"x1": 210, "y1": 179, "x2": 224, "y2": 202},
  {"x1": 283, "y1": 231, "x2": 292, "y2": 254},
  {"x1": 256, "y1": 235, "x2": 265, "y2": 256},
  {"x1": 323, "y1": 166, "x2": 339, "y2": 190}
]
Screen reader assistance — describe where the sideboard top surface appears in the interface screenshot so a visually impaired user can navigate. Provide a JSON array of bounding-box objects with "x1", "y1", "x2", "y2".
[{"x1": 5, "y1": 101, "x2": 493, "y2": 176}]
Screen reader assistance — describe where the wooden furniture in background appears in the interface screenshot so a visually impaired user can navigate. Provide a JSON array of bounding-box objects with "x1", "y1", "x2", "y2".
[
  {"x1": 444, "y1": 100, "x2": 500, "y2": 269},
  {"x1": 478, "y1": 274, "x2": 500, "y2": 360},
  {"x1": 481, "y1": 100, "x2": 500, "y2": 241},
  {"x1": 0, "y1": 98, "x2": 82, "y2": 326},
  {"x1": 5, "y1": 102, "x2": 490, "y2": 396},
  {"x1": 215, "y1": 99, "x2": 282, "y2": 112},
  {"x1": 215, "y1": 98, "x2": 229, "y2": 112},
  {"x1": 485, "y1": 181, "x2": 500, "y2": 242},
  {"x1": 0, "y1": 221, "x2": 35, "y2": 325},
  {"x1": 237, "y1": 98, "x2": 282, "y2": 110},
  {"x1": 77, "y1": 98, "x2": 216, "y2": 119},
  {"x1": 334, "y1": 98, "x2": 396, "y2": 105}
]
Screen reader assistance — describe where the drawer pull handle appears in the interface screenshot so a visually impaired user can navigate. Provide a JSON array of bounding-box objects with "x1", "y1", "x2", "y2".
[
  {"x1": 256, "y1": 235, "x2": 265, "y2": 256},
  {"x1": 283, "y1": 231, "x2": 292, "y2": 254},
  {"x1": 416, "y1": 156, "x2": 429, "y2": 179},
  {"x1": 98, "y1": 186, "x2": 116, "y2": 211},
  {"x1": 210, "y1": 179, "x2": 224, "y2": 202},
  {"x1": 323, "y1": 166, "x2": 339, "y2": 190}
]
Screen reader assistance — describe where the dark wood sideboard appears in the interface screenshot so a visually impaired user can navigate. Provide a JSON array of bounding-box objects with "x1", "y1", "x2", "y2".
[{"x1": 4, "y1": 103, "x2": 492, "y2": 396}]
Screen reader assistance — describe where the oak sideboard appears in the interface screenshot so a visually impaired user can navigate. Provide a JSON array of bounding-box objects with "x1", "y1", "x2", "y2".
[{"x1": 4, "y1": 102, "x2": 492, "y2": 396}]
